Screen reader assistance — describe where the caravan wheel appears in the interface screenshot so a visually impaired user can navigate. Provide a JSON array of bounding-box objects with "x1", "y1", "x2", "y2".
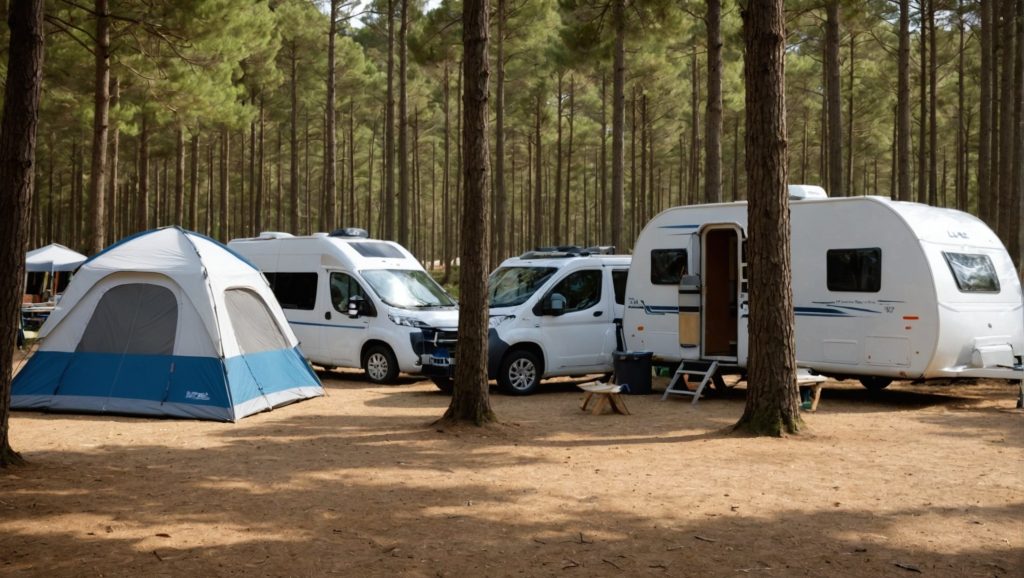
[
  {"x1": 364, "y1": 345, "x2": 399, "y2": 384},
  {"x1": 859, "y1": 376, "x2": 893, "y2": 391}
]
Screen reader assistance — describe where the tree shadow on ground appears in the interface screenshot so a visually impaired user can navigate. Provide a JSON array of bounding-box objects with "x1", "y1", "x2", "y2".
[
  {"x1": 2, "y1": 415, "x2": 1020, "y2": 577},
  {"x1": 3, "y1": 376, "x2": 1021, "y2": 576}
]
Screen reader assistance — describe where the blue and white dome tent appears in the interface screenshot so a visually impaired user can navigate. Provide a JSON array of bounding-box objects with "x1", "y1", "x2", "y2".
[{"x1": 12, "y1": 227, "x2": 324, "y2": 421}]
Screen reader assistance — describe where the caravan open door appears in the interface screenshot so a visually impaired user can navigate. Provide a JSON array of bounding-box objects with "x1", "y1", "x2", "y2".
[{"x1": 699, "y1": 224, "x2": 746, "y2": 363}]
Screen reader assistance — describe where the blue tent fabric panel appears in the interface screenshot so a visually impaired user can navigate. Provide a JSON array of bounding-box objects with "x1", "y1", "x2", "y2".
[
  {"x1": 10, "y1": 351, "x2": 72, "y2": 398},
  {"x1": 12, "y1": 351, "x2": 229, "y2": 412},
  {"x1": 224, "y1": 347, "x2": 321, "y2": 407}
]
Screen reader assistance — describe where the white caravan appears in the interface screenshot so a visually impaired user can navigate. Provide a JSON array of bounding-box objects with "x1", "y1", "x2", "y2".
[
  {"x1": 623, "y1": 189, "x2": 1024, "y2": 389},
  {"x1": 481, "y1": 248, "x2": 631, "y2": 395},
  {"x1": 230, "y1": 229, "x2": 458, "y2": 384}
]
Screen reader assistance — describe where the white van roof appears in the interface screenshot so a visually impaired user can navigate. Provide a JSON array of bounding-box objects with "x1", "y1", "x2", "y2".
[{"x1": 229, "y1": 232, "x2": 422, "y2": 271}]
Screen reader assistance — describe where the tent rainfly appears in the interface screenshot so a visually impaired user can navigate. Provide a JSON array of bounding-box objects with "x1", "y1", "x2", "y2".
[
  {"x1": 12, "y1": 227, "x2": 324, "y2": 421},
  {"x1": 25, "y1": 243, "x2": 86, "y2": 273}
]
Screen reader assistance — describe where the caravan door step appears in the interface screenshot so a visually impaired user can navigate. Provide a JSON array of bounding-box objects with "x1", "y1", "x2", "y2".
[{"x1": 662, "y1": 360, "x2": 721, "y2": 404}]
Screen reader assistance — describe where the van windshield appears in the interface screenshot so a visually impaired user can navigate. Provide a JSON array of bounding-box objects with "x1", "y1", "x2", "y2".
[
  {"x1": 489, "y1": 266, "x2": 557, "y2": 308},
  {"x1": 361, "y1": 269, "x2": 456, "y2": 309}
]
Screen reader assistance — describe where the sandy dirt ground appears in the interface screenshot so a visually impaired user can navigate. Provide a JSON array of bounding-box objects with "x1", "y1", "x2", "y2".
[{"x1": 1, "y1": 367, "x2": 1022, "y2": 577}]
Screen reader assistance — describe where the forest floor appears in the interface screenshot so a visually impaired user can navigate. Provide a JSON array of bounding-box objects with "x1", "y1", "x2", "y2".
[{"x1": 2, "y1": 360, "x2": 1022, "y2": 577}]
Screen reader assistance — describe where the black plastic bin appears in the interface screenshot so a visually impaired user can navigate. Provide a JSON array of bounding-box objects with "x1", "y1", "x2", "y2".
[{"x1": 613, "y1": 351, "x2": 653, "y2": 394}]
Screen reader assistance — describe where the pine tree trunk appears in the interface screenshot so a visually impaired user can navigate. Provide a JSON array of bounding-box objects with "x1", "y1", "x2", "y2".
[
  {"x1": 190, "y1": 131, "x2": 200, "y2": 231},
  {"x1": 997, "y1": 0, "x2": 1016, "y2": 246},
  {"x1": 600, "y1": 73, "x2": 608, "y2": 243},
  {"x1": 349, "y1": 101, "x2": 356, "y2": 225},
  {"x1": 610, "y1": 0, "x2": 625, "y2": 251},
  {"x1": 565, "y1": 75, "x2": 575, "y2": 243},
  {"x1": 928, "y1": 0, "x2": 938, "y2": 206},
  {"x1": 397, "y1": 0, "x2": 409, "y2": 245},
  {"x1": 290, "y1": 45, "x2": 299, "y2": 234},
  {"x1": 206, "y1": 137, "x2": 213, "y2": 235},
  {"x1": 440, "y1": 0, "x2": 496, "y2": 426},
  {"x1": 553, "y1": 72, "x2": 563, "y2": 246},
  {"x1": 0, "y1": 0, "x2": 44, "y2": 467},
  {"x1": 956, "y1": 0, "x2": 967, "y2": 212},
  {"x1": 256, "y1": 98, "x2": 265, "y2": 233},
  {"x1": 898, "y1": 0, "x2": 912, "y2": 202},
  {"x1": 917, "y1": 0, "x2": 928, "y2": 205},
  {"x1": 1012, "y1": 0, "x2": 1023, "y2": 268},
  {"x1": 979, "y1": 0, "x2": 994, "y2": 222},
  {"x1": 220, "y1": 126, "x2": 229, "y2": 241},
  {"x1": 442, "y1": 61, "x2": 451, "y2": 283},
  {"x1": 136, "y1": 115, "x2": 149, "y2": 232},
  {"x1": 735, "y1": 0, "x2": 801, "y2": 436},
  {"x1": 533, "y1": 92, "x2": 543, "y2": 248},
  {"x1": 846, "y1": 33, "x2": 855, "y2": 195},
  {"x1": 689, "y1": 53, "x2": 701, "y2": 203},
  {"x1": 384, "y1": 0, "x2": 396, "y2": 239},
  {"x1": 494, "y1": 0, "x2": 506, "y2": 263},
  {"x1": 825, "y1": 1, "x2": 843, "y2": 197},
  {"x1": 87, "y1": 0, "x2": 109, "y2": 254},
  {"x1": 705, "y1": 0, "x2": 723, "y2": 204},
  {"x1": 107, "y1": 77, "x2": 119, "y2": 244}
]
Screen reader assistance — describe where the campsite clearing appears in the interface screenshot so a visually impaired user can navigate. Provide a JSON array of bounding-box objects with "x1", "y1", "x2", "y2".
[{"x1": 2, "y1": 369, "x2": 1021, "y2": 577}]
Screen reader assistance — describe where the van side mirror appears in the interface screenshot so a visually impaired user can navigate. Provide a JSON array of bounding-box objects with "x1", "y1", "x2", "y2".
[
  {"x1": 346, "y1": 295, "x2": 364, "y2": 319},
  {"x1": 542, "y1": 293, "x2": 567, "y2": 316}
]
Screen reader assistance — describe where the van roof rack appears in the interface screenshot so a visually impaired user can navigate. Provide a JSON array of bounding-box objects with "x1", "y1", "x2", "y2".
[
  {"x1": 329, "y1": 227, "x2": 369, "y2": 238},
  {"x1": 519, "y1": 245, "x2": 616, "y2": 259}
]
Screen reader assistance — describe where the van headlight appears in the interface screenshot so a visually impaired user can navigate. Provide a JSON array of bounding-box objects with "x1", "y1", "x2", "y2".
[
  {"x1": 488, "y1": 314, "x2": 515, "y2": 328},
  {"x1": 389, "y1": 313, "x2": 429, "y2": 328}
]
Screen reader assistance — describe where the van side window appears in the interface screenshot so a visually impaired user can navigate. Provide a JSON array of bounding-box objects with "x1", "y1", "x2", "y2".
[
  {"x1": 548, "y1": 270, "x2": 602, "y2": 313},
  {"x1": 265, "y1": 272, "x2": 318, "y2": 310},
  {"x1": 942, "y1": 252, "x2": 1000, "y2": 293},
  {"x1": 651, "y1": 249, "x2": 688, "y2": 285},
  {"x1": 612, "y1": 270, "x2": 628, "y2": 305},
  {"x1": 827, "y1": 248, "x2": 881, "y2": 292},
  {"x1": 329, "y1": 272, "x2": 377, "y2": 316}
]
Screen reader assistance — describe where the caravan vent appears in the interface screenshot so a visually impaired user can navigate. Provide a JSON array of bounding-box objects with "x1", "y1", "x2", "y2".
[
  {"x1": 258, "y1": 231, "x2": 295, "y2": 239},
  {"x1": 788, "y1": 184, "x2": 828, "y2": 200}
]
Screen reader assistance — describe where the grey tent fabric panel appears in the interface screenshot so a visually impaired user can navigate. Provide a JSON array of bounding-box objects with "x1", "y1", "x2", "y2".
[
  {"x1": 224, "y1": 288, "x2": 290, "y2": 354},
  {"x1": 76, "y1": 283, "x2": 178, "y2": 355}
]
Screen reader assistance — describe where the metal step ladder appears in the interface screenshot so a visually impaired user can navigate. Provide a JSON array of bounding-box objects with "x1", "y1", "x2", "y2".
[{"x1": 662, "y1": 360, "x2": 719, "y2": 404}]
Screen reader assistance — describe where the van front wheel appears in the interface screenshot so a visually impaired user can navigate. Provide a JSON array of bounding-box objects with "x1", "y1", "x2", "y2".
[
  {"x1": 364, "y1": 345, "x2": 399, "y2": 384},
  {"x1": 499, "y1": 350, "x2": 541, "y2": 395}
]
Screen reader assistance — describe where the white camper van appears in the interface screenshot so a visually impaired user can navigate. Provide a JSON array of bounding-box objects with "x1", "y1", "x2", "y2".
[
  {"x1": 480, "y1": 248, "x2": 631, "y2": 395},
  {"x1": 623, "y1": 189, "x2": 1024, "y2": 389},
  {"x1": 229, "y1": 229, "x2": 458, "y2": 384}
]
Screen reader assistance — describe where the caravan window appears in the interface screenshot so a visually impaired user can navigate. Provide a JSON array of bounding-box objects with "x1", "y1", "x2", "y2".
[
  {"x1": 265, "y1": 272, "x2": 318, "y2": 310},
  {"x1": 942, "y1": 252, "x2": 1000, "y2": 293},
  {"x1": 827, "y1": 248, "x2": 881, "y2": 292},
  {"x1": 651, "y1": 249, "x2": 688, "y2": 285}
]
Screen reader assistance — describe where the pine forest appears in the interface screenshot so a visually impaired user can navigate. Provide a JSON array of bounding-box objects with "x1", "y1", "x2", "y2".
[{"x1": 17, "y1": 0, "x2": 1024, "y2": 271}]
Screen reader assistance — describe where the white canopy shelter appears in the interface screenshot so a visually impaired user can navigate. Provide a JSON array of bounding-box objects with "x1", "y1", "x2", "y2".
[{"x1": 26, "y1": 244, "x2": 87, "y2": 273}]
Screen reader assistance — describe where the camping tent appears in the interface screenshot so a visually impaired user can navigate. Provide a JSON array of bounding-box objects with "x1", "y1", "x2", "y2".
[
  {"x1": 25, "y1": 243, "x2": 87, "y2": 272},
  {"x1": 12, "y1": 227, "x2": 323, "y2": 421}
]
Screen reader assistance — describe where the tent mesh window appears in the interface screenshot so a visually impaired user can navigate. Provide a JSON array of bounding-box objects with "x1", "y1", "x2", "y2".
[
  {"x1": 224, "y1": 288, "x2": 290, "y2": 354},
  {"x1": 76, "y1": 283, "x2": 178, "y2": 355}
]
